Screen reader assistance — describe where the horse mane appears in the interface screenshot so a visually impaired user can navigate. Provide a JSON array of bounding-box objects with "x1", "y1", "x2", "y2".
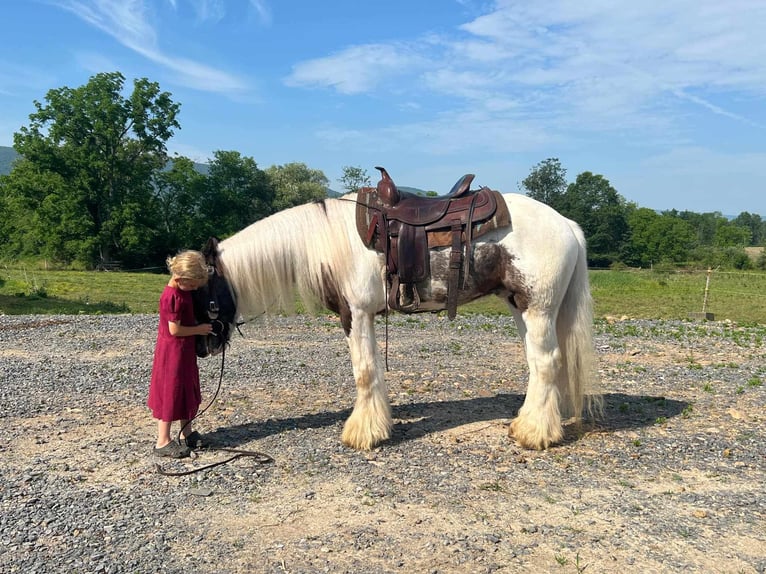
[{"x1": 217, "y1": 197, "x2": 359, "y2": 318}]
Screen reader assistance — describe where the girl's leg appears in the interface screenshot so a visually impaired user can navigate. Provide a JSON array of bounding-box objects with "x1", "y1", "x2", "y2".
[
  {"x1": 156, "y1": 419, "x2": 173, "y2": 448},
  {"x1": 179, "y1": 419, "x2": 192, "y2": 440}
]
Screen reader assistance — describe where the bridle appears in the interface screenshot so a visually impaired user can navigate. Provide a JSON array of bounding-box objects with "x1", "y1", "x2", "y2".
[{"x1": 193, "y1": 240, "x2": 240, "y2": 358}]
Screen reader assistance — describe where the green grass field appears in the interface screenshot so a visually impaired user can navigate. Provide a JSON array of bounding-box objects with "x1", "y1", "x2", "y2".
[{"x1": 2, "y1": 265, "x2": 766, "y2": 324}]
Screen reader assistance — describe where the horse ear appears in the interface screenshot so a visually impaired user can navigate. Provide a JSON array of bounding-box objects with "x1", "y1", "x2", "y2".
[
  {"x1": 202, "y1": 237, "x2": 220, "y2": 263},
  {"x1": 202, "y1": 237, "x2": 218, "y2": 259}
]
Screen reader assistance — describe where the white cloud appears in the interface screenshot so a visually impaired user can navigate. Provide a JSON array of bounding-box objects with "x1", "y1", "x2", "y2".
[
  {"x1": 456, "y1": 0, "x2": 766, "y2": 118},
  {"x1": 52, "y1": 0, "x2": 249, "y2": 94},
  {"x1": 288, "y1": 0, "x2": 766, "y2": 136},
  {"x1": 284, "y1": 43, "x2": 427, "y2": 95},
  {"x1": 248, "y1": 0, "x2": 272, "y2": 26}
]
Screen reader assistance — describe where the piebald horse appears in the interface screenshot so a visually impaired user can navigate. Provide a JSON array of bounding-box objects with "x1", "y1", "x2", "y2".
[{"x1": 195, "y1": 189, "x2": 599, "y2": 450}]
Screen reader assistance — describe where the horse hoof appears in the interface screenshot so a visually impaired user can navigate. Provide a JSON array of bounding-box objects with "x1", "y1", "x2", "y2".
[
  {"x1": 509, "y1": 415, "x2": 562, "y2": 450},
  {"x1": 341, "y1": 419, "x2": 391, "y2": 451}
]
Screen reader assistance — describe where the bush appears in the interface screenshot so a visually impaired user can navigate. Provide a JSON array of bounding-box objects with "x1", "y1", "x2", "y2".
[{"x1": 687, "y1": 246, "x2": 753, "y2": 270}]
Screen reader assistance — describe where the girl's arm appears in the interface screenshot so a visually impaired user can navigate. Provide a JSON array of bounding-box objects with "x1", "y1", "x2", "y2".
[{"x1": 168, "y1": 321, "x2": 213, "y2": 337}]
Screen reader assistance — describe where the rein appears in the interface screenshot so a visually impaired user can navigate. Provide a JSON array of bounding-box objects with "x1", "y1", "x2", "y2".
[{"x1": 155, "y1": 324, "x2": 274, "y2": 477}]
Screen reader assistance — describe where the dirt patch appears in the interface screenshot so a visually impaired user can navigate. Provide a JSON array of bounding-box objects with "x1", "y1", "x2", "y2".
[{"x1": 1, "y1": 314, "x2": 764, "y2": 573}]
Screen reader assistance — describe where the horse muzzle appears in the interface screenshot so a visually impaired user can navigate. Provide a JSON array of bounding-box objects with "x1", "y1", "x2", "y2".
[{"x1": 195, "y1": 320, "x2": 231, "y2": 358}]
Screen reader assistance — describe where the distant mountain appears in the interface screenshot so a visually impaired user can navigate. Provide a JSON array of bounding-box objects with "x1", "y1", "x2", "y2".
[
  {"x1": 0, "y1": 146, "x2": 20, "y2": 175},
  {"x1": 0, "y1": 146, "x2": 210, "y2": 178}
]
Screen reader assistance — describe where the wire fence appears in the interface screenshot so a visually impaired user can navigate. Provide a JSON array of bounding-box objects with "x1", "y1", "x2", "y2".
[{"x1": 588, "y1": 267, "x2": 766, "y2": 324}]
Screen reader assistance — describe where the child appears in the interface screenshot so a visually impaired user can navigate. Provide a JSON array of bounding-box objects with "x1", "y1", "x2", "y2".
[{"x1": 148, "y1": 250, "x2": 213, "y2": 458}]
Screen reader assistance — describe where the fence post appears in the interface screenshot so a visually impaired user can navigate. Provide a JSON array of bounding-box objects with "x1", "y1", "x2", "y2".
[
  {"x1": 690, "y1": 268, "x2": 715, "y2": 321},
  {"x1": 702, "y1": 267, "x2": 712, "y2": 314}
]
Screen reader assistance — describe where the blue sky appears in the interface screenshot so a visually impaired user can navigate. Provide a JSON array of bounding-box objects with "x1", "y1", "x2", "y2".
[{"x1": 1, "y1": 0, "x2": 765, "y2": 215}]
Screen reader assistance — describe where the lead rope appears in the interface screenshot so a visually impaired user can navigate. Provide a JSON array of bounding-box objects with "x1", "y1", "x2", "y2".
[{"x1": 155, "y1": 331, "x2": 274, "y2": 476}]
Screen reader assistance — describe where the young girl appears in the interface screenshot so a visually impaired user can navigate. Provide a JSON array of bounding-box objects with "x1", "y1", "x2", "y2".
[{"x1": 148, "y1": 250, "x2": 213, "y2": 458}]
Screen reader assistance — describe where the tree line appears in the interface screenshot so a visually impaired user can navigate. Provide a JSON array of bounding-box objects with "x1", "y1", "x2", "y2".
[
  {"x1": 0, "y1": 72, "x2": 329, "y2": 270},
  {"x1": 0, "y1": 72, "x2": 763, "y2": 271},
  {"x1": 520, "y1": 158, "x2": 765, "y2": 270}
]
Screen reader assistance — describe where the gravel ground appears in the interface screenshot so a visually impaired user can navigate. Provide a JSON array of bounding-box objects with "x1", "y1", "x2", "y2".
[{"x1": 0, "y1": 313, "x2": 764, "y2": 574}]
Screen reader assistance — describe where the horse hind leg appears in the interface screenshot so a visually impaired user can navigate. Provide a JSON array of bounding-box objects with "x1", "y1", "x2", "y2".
[
  {"x1": 341, "y1": 310, "x2": 392, "y2": 450},
  {"x1": 509, "y1": 310, "x2": 564, "y2": 449}
]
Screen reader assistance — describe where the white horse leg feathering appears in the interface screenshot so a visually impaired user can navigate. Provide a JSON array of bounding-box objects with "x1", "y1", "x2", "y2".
[{"x1": 342, "y1": 308, "x2": 392, "y2": 450}]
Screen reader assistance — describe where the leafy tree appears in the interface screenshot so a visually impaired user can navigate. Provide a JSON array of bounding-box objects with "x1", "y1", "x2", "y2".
[
  {"x1": 520, "y1": 158, "x2": 567, "y2": 210},
  {"x1": 339, "y1": 165, "x2": 371, "y2": 193},
  {"x1": 202, "y1": 150, "x2": 273, "y2": 237},
  {"x1": 0, "y1": 159, "x2": 93, "y2": 262},
  {"x1": 731, "y1": 212, "x2": 763, "y2": 246},
  {"x1": 714, "y1": 222, "x2": 751, "y2": 247},
  {"x1": 690, "y1": 245, "x2": 753, "y2": 270},
  {"x1": 265, "y1": 162, "x2": 328, "y2": 211},
  {"x1": 623, "y1": 207, "x2": 695, "y2": 267},
  {"x1": 559, "y1": 171, "x2": 629, "y2": 266},
  {"x1": 152, "y1": 156, "x2": 208, "y2": 253},
  {"x1": 10, "y1": 71, "x2": 180, "y2": 267},
  {"x1": 675, "y1": 211, "x2": 727, "y2": 246}
]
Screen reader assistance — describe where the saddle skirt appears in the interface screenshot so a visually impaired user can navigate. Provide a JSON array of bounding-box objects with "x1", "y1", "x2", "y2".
[{"x1": 355, "y1": 167, "x2": 511, "y2": 318}]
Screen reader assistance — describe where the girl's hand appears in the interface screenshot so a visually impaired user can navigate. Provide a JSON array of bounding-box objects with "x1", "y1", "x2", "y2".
[{"x1": 198, "y1": 323, "x2": 214, "y2": 335}]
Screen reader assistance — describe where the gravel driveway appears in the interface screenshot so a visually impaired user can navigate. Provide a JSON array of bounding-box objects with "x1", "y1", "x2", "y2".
[{"x1": 1, "y1": 313, "x2": 764, "y2": 573}]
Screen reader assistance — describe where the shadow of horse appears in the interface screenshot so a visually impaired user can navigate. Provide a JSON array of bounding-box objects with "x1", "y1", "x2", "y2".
[{"x1": 203, "y1": 392, "x2": 689, "y2": 450}]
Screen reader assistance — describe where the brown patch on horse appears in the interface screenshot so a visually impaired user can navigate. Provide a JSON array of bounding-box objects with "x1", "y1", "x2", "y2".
[
  {"x1": 470, "y1": 244, "x2": 530, "y2": 311},
  {"x1": 320, "y1": 267, "x2": 352, "y2": 335}
]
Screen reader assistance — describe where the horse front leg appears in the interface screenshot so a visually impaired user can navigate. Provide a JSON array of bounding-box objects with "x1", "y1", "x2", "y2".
[
  {"x1": 341, "y1": 310, "x2": 392, "y2": 450},
  {"x1": 510, "y1": 310, "x2": 564, "y2": 450}
]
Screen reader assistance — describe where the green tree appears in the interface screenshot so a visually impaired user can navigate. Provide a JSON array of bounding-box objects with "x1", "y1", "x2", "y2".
[
  {"x1": 153, "y1": 156, "x2": 208, "y2": 253},
  {"x1": 731, "y1": 212, "x2": 763, "y2": 246},
  {"x1": 10, "y1": 71, "x2": 180, "y2": 267},
  {"x1": 559, "y1": 171, "x2": 629, "y2": 267},
  {"x1": 676, "y1": 211, "x2": 727, "y2": 246},
  {"x1": 0, "y1": 159, "x2": 93, "y2": 262},
  {"x1": 623, "y1": 207, "x2": 695, "y2": 267},
  {"x1": 520, "y1": 158, "x2": 567, "y2": 210},
  {"x1": 339, "y1": 165, "x2": 371, "y2": 193},
  {"x1": 265, "y1": 162, "x2": 329, "y2": 211},
  {"x1": 714, "y1": 222, "x2": 751, "y2": 247},
  {"x1": 203, "y1": 150, "x2": 273, "y2": 237}
]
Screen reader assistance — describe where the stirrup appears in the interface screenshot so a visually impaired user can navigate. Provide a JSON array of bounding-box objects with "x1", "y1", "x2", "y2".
[{"x1": 397, "y1": 282, "x2": 421, "y2": 312}]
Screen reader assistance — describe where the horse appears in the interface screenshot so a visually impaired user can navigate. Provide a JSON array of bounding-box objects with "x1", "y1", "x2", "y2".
[{"x1": 193, "y1": 173, "x2": 600, "y2": 451}]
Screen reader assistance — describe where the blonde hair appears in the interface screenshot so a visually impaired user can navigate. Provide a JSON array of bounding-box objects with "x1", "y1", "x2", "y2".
[{"x1": 166, "y1": 250, "x2": 209, "y2": 283}]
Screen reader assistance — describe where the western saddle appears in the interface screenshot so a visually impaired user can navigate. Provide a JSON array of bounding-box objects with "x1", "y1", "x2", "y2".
[{"x1": 356, "y1": 166, "x2": 510, "y2": 319}]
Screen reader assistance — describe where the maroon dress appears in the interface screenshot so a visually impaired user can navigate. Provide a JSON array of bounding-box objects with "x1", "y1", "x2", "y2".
[{"x1": 147, "y1": 286, "x2": 201, "y2": 422}]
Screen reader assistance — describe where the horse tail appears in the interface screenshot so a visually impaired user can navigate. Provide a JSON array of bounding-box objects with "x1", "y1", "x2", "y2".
[{"x1": 557, "y1": 220, "x2": 602, "y2": 421}]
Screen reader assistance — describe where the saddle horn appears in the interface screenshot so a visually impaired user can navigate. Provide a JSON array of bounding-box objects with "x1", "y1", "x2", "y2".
[{"x1": 375, "y1": 166, "x2": 400, "y2": 207}]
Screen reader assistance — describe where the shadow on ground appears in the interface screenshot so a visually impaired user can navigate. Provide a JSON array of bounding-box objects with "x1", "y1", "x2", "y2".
[{"x1": 204, "y1": 392, "x2": 689, "y2": 449}]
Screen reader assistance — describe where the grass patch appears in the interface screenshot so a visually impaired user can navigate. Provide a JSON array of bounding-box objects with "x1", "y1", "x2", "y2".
[
  {"x1": 0, "y1": 266, "x2": 167, "y2": 314},
  {"x1": 589, "y1": 269, "x2": 766, "y2": 324},
  {"x1": 2, "y1": 265, "x2": 766, "y2": 322}
]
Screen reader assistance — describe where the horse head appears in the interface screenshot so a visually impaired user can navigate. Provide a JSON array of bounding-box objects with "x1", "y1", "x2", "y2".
[{"x1": 193, "y1": 237, "x2": 238, "y2": 358}]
